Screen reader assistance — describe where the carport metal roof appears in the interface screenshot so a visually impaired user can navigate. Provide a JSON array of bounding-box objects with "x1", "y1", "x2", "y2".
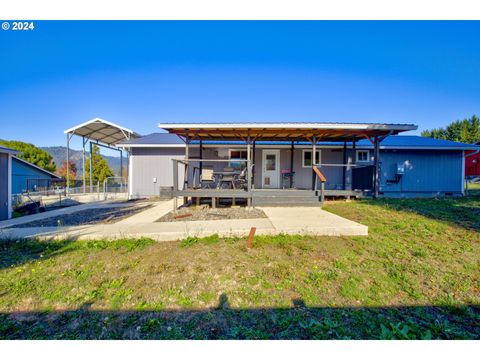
[
  {"x1": 158, "y1": 122, "x2": 418, "y2": 141},
  {"x1": 64, "y1": 118, "x2": 140, "y2": 145}
]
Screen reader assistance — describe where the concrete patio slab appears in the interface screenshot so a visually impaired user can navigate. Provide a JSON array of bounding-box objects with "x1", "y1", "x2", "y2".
[{"x1": 0, "y1": 200, "x2": 368, "y2": 241}]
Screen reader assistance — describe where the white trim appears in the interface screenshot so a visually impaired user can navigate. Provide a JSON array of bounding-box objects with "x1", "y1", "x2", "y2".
[
  {"x1": 262, "y1": 149, "x2": 280, "y2": 188},
  {"x1": 119, "y1": 144, "x2": 186, "y2": 148},
  {"x1": 158, "y1": 122, "x2": 418, "y2": 131},
  {"x1": 12, "y1": 156, "x2": 61, "y2": 178},
  {"x1": 356, "y1": 150, "x2": 370, "y2": 163},
  {"x1": 302, "y1": 149, "x2": 321, "y2": 168},
  {"x1": 462, "y1": 150, "x2": 465, "y2": 195},
  {"x1": 7, "y1": 154, "x2": 12, "y2": 219}
]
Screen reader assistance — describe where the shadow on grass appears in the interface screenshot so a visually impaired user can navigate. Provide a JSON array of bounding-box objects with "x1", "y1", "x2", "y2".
[
  {"x1": 0, "y1": 295, "x2": 479, "y2": 340},
  {"x1": 364, "y1": 196, "x2": 480, "y2": 232},
  {"x1": 0, "y1": 238, "x2": 75, "y2": 270}
]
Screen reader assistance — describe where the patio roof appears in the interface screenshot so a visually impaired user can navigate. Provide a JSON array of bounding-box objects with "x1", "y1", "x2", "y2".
[
  {"x1": 158, "y1": 122, "x2": 418, "y2": 141},
  {"x1": 64, "y1": 118, "x2": 141, "y2": 145}
]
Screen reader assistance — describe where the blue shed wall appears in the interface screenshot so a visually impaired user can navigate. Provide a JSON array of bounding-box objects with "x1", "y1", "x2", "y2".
[
  {"x1": 11, "y1": 158, "x2": 56, "y2": 194},
  {"x1": 379, "y1": 150, "x2": 463, "y2": 196}
]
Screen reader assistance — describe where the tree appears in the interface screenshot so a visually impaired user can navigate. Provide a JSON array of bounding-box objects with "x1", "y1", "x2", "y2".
[
  {"x1": 0, "y1": 139, "x2": 56, "y2": 172},
  {"x1": 58, "y1": 160, "x2": 77, "y2": 186},
  {"x1": 421, "y1": 115, "x2": 480, "y2": 144},
  {"x1": 84, "y1": 144, "x2": 114, "y2": 185}
]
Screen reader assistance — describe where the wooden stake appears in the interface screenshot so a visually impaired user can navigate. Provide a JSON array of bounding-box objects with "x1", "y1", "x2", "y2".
[{"x1": 246, "y1": 227, "x2": 256, "y2": 249}]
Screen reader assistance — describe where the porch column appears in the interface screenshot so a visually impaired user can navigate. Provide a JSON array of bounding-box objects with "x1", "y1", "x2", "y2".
[
  {"x1": 89, "y1": 141, "x2": 93, "y2": 193},
  {"x1": 252, "y1": 140, "x2": 256, "y2": 189},
  {"x1": 82, "y1": 136, "x2": 86, "y2": 193},
  {"x1": 66, "y1": 133, "x2": 70, "y2": 194},
  {"x1": 247, "y1": 136, "x2": 252, "y2": 208},
  {"x1": 351, "y1": 137, "x2": 356, "y2": 191},
  {"x1": 184, "y1": 137, "x2": 189, "y2": 204},
  {"x1": 373, "y1": 135, "x2": 380, "y2": 198},
  {"x1": 342, "y1": 141, "x2": 347, "y2": 190},
  {"x1": 290, "y1": 141, "x2": 294, "y2": 188},
  {"x1": 199, "y1": 140, "x2": 203, "y2": 184},
  {"x1": 311, "y1": 136, "x2": 317, "y2": 191}
]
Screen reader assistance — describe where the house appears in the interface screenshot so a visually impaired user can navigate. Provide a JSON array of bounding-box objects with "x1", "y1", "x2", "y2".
[
  {"x1": 11, "y1": 156, "x2": 61, "y2": 195},
  {"x1": 118, "y1": 122, "x2": 479, "y2": 205},
  {"x1": 0, "y1": 146, "x2": 18, "y2": 220},
  {"x1": 465, "y1": 142, "x2": 480, "y2": 177}
]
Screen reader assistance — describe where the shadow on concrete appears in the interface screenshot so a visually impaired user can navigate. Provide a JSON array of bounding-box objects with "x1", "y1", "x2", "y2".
[{"x1": 0, "y1": 295, "x2": 478, "y2": 339}]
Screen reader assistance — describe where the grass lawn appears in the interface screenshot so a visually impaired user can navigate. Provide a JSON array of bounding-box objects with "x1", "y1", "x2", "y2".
[{"x1": 0, "y1": 197, "x2": 479, "y2": 339}]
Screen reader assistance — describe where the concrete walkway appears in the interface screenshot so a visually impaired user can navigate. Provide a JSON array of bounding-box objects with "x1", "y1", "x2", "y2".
[{"x1": 0, "y1": 200, "x2": 368, "y2": 241}]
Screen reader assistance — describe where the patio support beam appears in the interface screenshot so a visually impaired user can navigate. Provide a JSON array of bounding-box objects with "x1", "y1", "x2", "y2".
[
  {"x1": 66, "y1": 133, "x2": 70, "y2": 194},
  {"x1": 342, "y1": 141, "x2": 347, "y2": 190},
  {"x1": 311, "y1": 136, "x2": 317, "y2": 191},
  {"x1": 247, "y1": 136, "x2": 252, "y2": 208},
  {"x1": 373, "y1": 135, "x2": 380, "y2": 198},
  {"x1": 290, "y1": 141, "x2": 294, "y2": 188},
  {"x1": 89, "y1": 141, "x2": 93, "y2": 193},
  {"x1": 82, "y1": 136, "x2": 87, "y2": 193},
  {"x1": 252, "y1": 140, "x2": 256, "y2": 189},
  {"x1": 199, "y1": 140, "x2": 203, "y2": 183},
  {"x1": 184, "y1": 137, "x2": 189, "y2": 204}
]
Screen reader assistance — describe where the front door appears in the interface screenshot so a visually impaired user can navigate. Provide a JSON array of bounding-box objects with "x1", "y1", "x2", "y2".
[{"x1": 262, "y1": 150, "x2": 280, "y2": 188}]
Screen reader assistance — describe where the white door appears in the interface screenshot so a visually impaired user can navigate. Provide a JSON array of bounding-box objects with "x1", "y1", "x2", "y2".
[{"x1": 262, "y1": 150, "x2": 280, "y2": 188}]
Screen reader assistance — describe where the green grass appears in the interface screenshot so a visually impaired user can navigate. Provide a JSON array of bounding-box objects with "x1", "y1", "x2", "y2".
[{"x1": 0, "y1": 197, "x2": 479, "y2": 339}]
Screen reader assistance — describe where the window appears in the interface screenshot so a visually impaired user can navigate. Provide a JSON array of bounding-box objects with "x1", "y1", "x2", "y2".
[
  {"x1": 356, "y1": 150, "x2": 370, "y2": 163},
  {"x1": 229, "y1": 149, "x2": 248, "y2": 169},
  {"x1": 302, "y1": 150, "x2": 321, "y2": 168}
]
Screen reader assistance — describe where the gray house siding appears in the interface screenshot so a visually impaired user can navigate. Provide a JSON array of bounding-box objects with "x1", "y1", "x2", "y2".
[
  {"x1": 129, "y1": 147, "x2": 185, "y2": 198},
  {"x1": 128, "y1": 145, "x2": 465, "y2": 198}
]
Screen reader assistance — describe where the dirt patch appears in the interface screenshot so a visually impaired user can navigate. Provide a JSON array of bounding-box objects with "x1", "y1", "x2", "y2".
[
  {"x1": 10, "y1": 204, "x2": 153, "y2": 228},
  {"x1": 157, "y1": 206, "x2": 267, "y2": 222}
]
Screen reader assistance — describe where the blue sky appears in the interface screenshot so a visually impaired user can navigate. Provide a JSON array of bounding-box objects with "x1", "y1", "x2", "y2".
[{"x1": 0, "y1": 21, "x2": 479, "y2": 150}]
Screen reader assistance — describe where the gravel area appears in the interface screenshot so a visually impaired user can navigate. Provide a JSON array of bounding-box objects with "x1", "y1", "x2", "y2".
[
  {"x1": 157, "y1": 206, "x2": 267, "y2": 222},
  {"x1": 10, "y1": 204, "x2": 152, "y2": 228}
]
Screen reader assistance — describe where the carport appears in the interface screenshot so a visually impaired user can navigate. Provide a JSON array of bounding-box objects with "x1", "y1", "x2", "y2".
[{"x1": 64, "y1": 118, "x2": 140, "y2": 193}]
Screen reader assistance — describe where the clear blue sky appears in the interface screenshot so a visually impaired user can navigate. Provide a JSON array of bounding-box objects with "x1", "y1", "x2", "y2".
[{"x1": 1, "y1": 21, "x2": 479, "y2": 149}]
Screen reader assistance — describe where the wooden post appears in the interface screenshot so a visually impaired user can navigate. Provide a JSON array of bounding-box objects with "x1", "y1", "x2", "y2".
[
  {"x1": 320, "y1": 182, "x2": 325, "y2": 204},
  {"x1": 373, "y1": 135, "x2": 380, "y2": 199},
  {"x1": 290, "y1": 141, "x2": 294, "y2": 188},
  {"x1": 246, "y1": 227, "x2": 256, "y2": 249}
]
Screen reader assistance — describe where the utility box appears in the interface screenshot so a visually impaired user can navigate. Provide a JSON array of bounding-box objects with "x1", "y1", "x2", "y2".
[{"x1": 396, "y1": 163, "x2": 405, "y2": 175}]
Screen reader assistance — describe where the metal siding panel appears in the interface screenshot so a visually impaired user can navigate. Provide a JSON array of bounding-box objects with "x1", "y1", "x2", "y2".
[
  {"x1": 0, "y1": 154, "x2": 8, "y2": 220},
  {"x1": 11, "y1": 158, "x2": 55, "y2": 194},
  {"x1": 380, "y1": 150, "x2": 463, "y2": 193},
  {"x1": 130, "y1": 147, "x2": 185, "y2": 197}
]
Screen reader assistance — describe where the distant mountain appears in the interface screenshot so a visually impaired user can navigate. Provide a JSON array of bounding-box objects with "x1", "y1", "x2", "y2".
[{"x1": 42, "y1": 146, "x2": 125, "y2": 177}]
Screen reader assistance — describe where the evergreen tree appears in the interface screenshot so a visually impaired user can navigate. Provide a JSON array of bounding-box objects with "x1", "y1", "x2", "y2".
[
  {"x1": 0, "y1": 139, "x2": 56, "y2": 172},
  {"x1": 84, "y1": 144, "x2": 114, "y2": 185},
  {"x1": 421, "y1": 115, "x2": 480, "y2": 144}
]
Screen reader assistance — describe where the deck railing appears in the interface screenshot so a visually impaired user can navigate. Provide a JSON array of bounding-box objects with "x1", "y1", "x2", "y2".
[{"x1": 312, "y1": 165, "x2": 327, "y2": 203}]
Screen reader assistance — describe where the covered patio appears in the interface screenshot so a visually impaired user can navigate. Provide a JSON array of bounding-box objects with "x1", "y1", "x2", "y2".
[{"x1": 158, "y1": 122, "x2": 417, "y2": 208}]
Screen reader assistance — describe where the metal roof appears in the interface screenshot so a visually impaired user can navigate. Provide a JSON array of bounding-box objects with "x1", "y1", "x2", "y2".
[
  {"x1": 64, "y1": 118, "x2": 141, "y2": 145},
  {"x1": 117, "y1": 133, "x2": 185, "y2": 147},
  {"x1": 0, "y1": 146, "x2": 19, "y2": 155},
  {"x1": 158, "y1": 122, "x2": 418, "y2": 141}
]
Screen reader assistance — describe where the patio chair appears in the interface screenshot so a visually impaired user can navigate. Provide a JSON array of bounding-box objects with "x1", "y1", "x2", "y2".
[
  {"x1": 200, "y1": 167, "x2": 216, "y2": 189},
  {"x1": 233, "y1": 164, "x2": 254, "y2": 190}
]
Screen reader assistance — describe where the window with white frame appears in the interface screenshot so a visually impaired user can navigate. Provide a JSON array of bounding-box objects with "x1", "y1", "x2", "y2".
[
  {"x1": 302, "y1": 150, "x2": 321, "y2": 168},
  {"x1": 228, "y1": 149, "x2": 248, "y2": 169},
  {"x1": 356, "y1": 150, "x2": 370, "y2": 162}
]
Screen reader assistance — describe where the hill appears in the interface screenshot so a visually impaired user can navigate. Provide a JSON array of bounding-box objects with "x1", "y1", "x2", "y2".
[{"x1": 42, "y1": 146, "x2": 124, "y2": 177}]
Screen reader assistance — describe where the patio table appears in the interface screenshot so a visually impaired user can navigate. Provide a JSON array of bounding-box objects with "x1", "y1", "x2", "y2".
[{"x1": 213, "y1": 171, "x2": 241, "y2": 189}]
